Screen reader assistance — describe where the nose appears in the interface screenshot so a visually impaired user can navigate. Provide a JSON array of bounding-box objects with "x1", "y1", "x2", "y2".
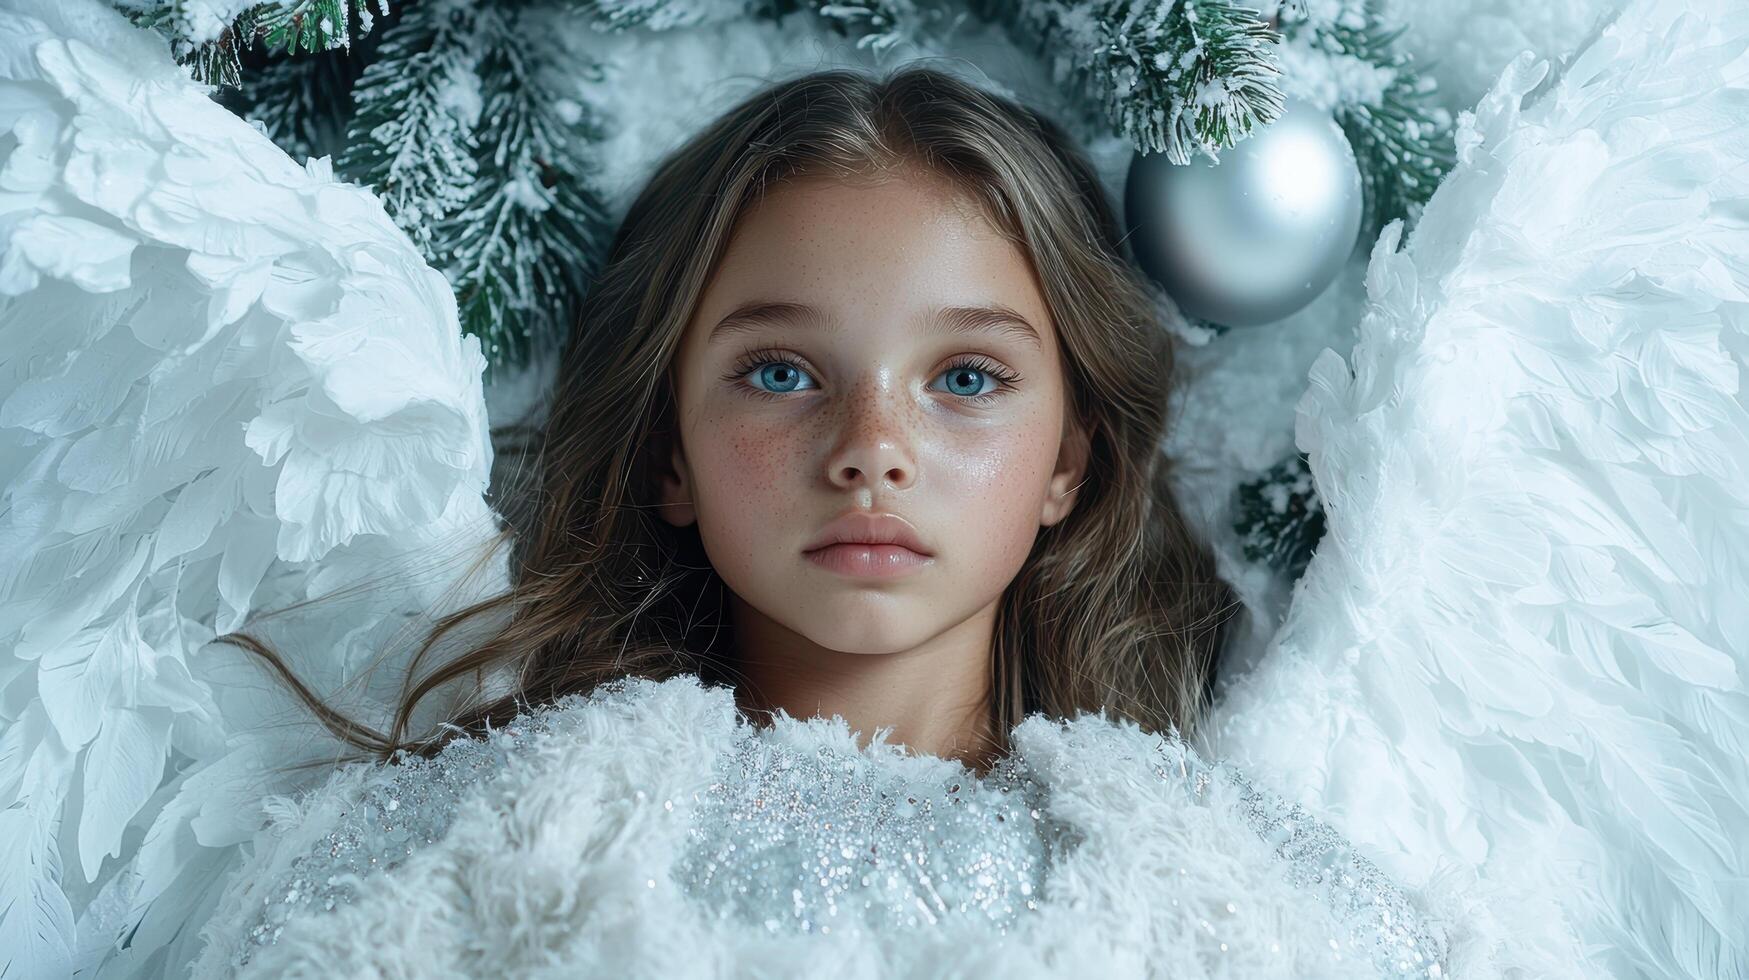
[{"x1": 825, "y1": 383, "x2": 916, "y2": 492}]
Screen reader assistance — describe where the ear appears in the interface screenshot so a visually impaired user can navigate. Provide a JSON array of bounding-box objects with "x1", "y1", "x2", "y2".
[
  {"x1": 656, "y1": 433, "x2": 697, "y2": 528},
  {"x1": 1041, "y1": 411, "x2": 1091, "y2": 527}
]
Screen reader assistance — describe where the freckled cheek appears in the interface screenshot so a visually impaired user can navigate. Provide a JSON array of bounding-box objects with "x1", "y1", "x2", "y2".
[{"x1": 690, "y1": 414, "x2": 809, "y2": 549}]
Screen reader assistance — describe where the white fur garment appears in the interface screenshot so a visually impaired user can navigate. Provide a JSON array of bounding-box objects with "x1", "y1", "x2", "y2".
[{"x1": 189, "y1": 673, "x2": 1458, "y2": 979}]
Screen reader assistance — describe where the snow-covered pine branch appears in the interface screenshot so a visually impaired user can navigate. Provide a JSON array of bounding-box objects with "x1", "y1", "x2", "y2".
[
  {"x1": 435, "y1": 4, "x2": 611, "y2": 378},
  {"x1": 336, "y1": 0, "x2": 482, "y2": 258},
  {"x1": 985, "y1": 0, "x2": 1288, "y2": 165},
  {"x1": 114, "y1": 0, "x2": 395, "y2": 87}
]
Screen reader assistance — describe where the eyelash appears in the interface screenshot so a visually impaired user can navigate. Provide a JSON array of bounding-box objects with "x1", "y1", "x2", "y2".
[{"x1": 721, "y1": 346, "x2": 1023, "y2": 406}]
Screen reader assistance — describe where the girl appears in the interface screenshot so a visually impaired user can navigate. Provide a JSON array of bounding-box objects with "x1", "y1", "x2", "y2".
[
  {"x1": 192, "y1": 65, "x2": 1447, "y2": 977},
  {"x1": 225, "y1": 64, "x2": 1236, "y2": 777}
]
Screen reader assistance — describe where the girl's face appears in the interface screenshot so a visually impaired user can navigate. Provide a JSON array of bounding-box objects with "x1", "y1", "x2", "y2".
[{"x1": 659, "y1": 168, "x2": 1089, "y2": 656}]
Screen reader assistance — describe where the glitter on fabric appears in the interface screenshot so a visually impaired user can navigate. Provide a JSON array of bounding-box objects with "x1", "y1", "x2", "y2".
[
  {"x1": 233, "y1": 680, "x2": 1447, "y2": 978},
  {"x1": 670, "y1": 727, "x2": 1074, "y2": 938},
  {"x1": 230, "y1": 693, "x2": 582, "y2": 971},
  {"x1": 1154, "y1": 735, "x2": 1450, "y2": 978}
]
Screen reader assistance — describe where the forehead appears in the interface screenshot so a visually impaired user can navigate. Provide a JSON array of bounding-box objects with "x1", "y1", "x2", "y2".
[{"x1": 685, "y1": 170, "x2": 1055, "y2": 347}]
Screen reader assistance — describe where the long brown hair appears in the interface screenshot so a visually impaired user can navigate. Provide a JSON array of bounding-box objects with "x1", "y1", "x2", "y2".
[{"x1": 217, "y1": 63, "x2": 1240, "y2": 773}]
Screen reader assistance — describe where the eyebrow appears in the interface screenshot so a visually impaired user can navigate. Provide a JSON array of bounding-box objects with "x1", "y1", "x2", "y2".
[{"x1": 706, "y1": 300, "x2": 1043, "y2": 350}]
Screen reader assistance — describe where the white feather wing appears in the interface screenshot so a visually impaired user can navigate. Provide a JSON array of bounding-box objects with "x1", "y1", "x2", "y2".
[
  {"x1": 1207, "y1": 0, "x2": 1749, "y2": 976},
  {"x1": 0, "y1": 1, "x2": 507, "y2": 976}
]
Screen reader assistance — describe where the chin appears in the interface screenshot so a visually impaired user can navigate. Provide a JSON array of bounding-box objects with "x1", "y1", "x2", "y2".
[{"x1": 795, "y1": 604, "x2": 938, "y2": 656}]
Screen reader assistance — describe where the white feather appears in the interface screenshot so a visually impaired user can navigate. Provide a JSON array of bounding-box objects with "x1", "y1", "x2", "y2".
[
  {"x1": 0, "y1": 1, "x2": 508, "y2": 976},
  {"x1": 1208, "y1": 0, "x2": 1749, "y2": 975}
]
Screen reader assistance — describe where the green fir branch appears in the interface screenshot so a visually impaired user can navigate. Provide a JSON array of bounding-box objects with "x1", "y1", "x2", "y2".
[
  {"x1": 336, "y1": 0, "x2": 481, "y2": 258},
  {"x1": 435, "y1": 5, "x2": 612, "y2": 378},
  {"x1": 1233, "y1": 451, "x2": 1324, "y2": 581},
  {"x1": 985, "y1": 0, "x2": 1287, "y2": 164},
  {"x1": 113, "y1": 0, "x2": 392, "y2": 88}
]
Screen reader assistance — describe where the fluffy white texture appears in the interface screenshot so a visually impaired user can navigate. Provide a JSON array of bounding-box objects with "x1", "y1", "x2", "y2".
[
  {"x1": 1379, "y1": 0, "x2": 1619, "y2": 118},
  {"x1": 189, "y1": 674, "x2": 1426, "y2": 980},
  {"x1": 1208, "y1": 0, "x2": 1749, "y2": 977},
  {"x1": 0, "y1": 1, "x2": 508, "y2": 976},
  {"x1": 1274, "y1": 35, "x2": 1399, "y2": 113}
]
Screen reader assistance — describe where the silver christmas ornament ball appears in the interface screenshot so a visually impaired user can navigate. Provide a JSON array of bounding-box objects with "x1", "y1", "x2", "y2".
[{"x1": 1124, "y1": 98, "x2": 1364, "y2": 327}]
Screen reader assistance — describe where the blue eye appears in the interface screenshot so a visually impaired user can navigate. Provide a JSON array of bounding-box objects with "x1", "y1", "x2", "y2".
[
  {"x1": 930, "y1": 356, "x2": 1019, "y2": 403},
  {"x1": 749, "y1": 360, "x2": 813, "y2": 394},
  {"x1": 937, "y1": 365, "x2": 992, "y2": 398}
]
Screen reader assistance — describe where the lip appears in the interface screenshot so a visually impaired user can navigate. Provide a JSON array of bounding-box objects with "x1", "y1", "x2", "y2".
[
  {"x1": 802, "y1": 512, "x2": 935, "y2": 578},
  {"x1": 804, "y1": 543, "x2": 934, "y2": 578}
]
